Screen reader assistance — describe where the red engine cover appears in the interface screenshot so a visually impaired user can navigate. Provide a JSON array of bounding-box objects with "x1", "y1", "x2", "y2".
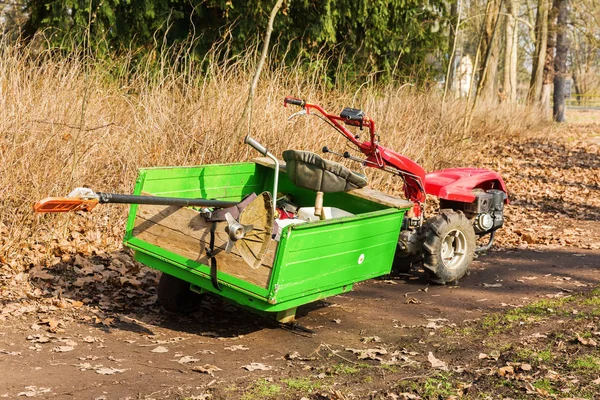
[{"x1": 425, "y1": 168, "x2": 508, "y2": 203}]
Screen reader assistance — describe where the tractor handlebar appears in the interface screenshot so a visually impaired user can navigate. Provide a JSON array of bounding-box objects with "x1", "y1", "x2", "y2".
[
  {"x1": 284, "y1": 97, "x2": 305, "y2": 107},
  {"x1": 283, "y1": 97, "x2": 377, "y2": 156}
]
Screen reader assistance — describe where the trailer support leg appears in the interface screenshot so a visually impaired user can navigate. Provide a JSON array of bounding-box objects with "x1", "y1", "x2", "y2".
[{"x1": 276, "y1": 308, "x2": 297, "y2": 324}]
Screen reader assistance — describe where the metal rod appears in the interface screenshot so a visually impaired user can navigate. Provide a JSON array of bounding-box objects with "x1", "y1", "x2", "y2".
[
  {"x1": 265, "y1": 152, "x2": 279, "y2": 218},
  {"x1": 96, "y1": 193, "x2": 239, "y2": 209},
  {"x1": 475, "y1": 230, "x2": 496, "y2": 254}
]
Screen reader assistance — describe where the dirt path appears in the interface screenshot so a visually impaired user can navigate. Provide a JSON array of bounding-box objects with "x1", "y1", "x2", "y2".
[
  {"x1": 1, "y1": 247, "x2": 600, "y2": 399},
  {"x1": 1, "y1": 114, "x2": 599, "y2": 399}
]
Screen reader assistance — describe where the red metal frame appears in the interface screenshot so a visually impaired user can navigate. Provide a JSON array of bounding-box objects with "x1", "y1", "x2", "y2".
[{"x1": 284, "y1": 97, "x2": 508, "y2": 217}]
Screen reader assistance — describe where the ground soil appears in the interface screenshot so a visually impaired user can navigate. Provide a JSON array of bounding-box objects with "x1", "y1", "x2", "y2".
[{"x1": 1, "y1": 112, "x2": 599, "y2": 399}]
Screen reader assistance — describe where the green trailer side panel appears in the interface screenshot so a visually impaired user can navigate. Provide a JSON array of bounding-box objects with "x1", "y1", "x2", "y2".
[
  {"x1": 269, "y1": 209, "x2": 403, "y2": 304},
  {"x1": 133, "y1": 250, "x2": 353, "y2": 313},
  {"x1": 137, "y1": 162, "x2": 264, "y2": 200}
]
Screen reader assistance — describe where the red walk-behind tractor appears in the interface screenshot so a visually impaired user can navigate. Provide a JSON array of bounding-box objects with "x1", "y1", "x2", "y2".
[{"x1": 282, "y1": 97, "x2": 508, "y2": 284}]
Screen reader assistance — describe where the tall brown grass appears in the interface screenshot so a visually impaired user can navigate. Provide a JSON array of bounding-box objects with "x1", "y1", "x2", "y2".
[{"x1": 0, "y1": 40, "x2": 549, "y2": 270}]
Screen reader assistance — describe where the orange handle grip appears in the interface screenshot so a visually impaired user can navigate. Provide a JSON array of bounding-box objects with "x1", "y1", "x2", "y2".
[{"x1": 33, "y1": 197, "x2": 99, "y2": 213}]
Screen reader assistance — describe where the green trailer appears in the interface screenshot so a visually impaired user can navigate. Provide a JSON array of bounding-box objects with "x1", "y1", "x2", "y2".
[{"x1": 122, "y1": 157, "x2": 412, "y2": 322}]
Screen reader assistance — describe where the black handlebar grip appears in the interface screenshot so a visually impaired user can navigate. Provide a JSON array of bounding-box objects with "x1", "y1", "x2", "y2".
[
  {"x1": 284, "y1": 97, "x2": 305, "y2": 107},
  {"x1": 244, "y1": 135, "x2": 268, "y2": 156},
  {"x1": 322, "y1": 146, "x2": 330, "y2": 153},
  {"x1": 343, "y1": 151, "x2": 351, "y2": 158}
]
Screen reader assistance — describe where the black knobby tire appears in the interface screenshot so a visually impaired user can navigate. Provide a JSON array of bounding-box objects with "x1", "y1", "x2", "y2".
[
  {"x1": 157, "y1": 273, "x2": 203, "y2": 314},
  {"x1": 422, "y1": 210, "x2": 476, "y2": 285}
]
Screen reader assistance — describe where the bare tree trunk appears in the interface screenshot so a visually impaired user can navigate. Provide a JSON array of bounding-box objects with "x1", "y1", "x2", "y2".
[
  {"x1": 553, "y1": 0, "x2": 569, "y2": 122},
  {"x1": 571, "y1": 32, "x2": 583, "y2": 106},
  {"x1": 503, "y1": 0, "x2": 519, "y2": 102},
  {"x1": 444, "y1": 0, "x2": 460, "y2": 99},
  {"x1": 526, "y1": 0, "x2": 538, "y2": 43},
  {"x1": 477, "y1": 0, "x2": 503, "y2": 102},
  {"x1": 528, "y1": 0, "x2": 549, "y2": 104},
  {"x1": 541, "y1": 0, "x2": 559, "y2": 118},
  {"x1": 235, "y1": 0, "x2": 284, "y2": 139}
]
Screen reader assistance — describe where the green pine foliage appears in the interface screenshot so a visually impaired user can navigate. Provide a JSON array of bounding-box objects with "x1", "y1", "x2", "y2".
[{"x1": 23, "y1": 0, "x2": 449, "y2": 81}]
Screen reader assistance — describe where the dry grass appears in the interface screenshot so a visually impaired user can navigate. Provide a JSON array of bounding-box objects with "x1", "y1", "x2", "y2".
[{"x1": 0, "y1": 40, "x2": 549, "y2": 270}]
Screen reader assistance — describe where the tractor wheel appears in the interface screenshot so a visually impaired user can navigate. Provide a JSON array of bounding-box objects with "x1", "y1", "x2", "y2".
[
  {"x1": 157, "y1": 273, "x2": 203, "y2": 314},
  {"x1": 423, "y1": 210, "x2": 476, "y2": 285}
]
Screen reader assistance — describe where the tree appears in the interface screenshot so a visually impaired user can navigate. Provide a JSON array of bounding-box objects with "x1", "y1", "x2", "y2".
[
  {"x1": 528, "y1": 0, "x2": 549, "y2": 104},
  {"x1": 21, "y1": 0, "x2": 450, "y2": 82},
  {"x1": 445, "y1": 0, "x2": 461, "y2": 97},
  {"x1": 476, "y1": 0, "x2": 503, "y2": 102},
  {"x1": 553, "y1": 0, "x2": 569, "y2": 122},
  {"x1": 569, "y1": 0, "x2": 600, "y2": 107},
  {"x1": 540, "y1": 0, "x2": 559, "y2": 118},
  {"x1": 503, "y1": 0, "x2": 519, "y2": 102}
]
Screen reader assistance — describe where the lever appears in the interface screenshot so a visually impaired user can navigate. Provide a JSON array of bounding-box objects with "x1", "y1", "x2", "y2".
[
  {"x1": 287, "y1": 109, "x2": 307, "y2": 121},
  {"x1": 323, "y1": 146, "x2": 380, "y2": 168},
  {"x1": 322, "y1": 146, "x2": 345, "y2": 158}
]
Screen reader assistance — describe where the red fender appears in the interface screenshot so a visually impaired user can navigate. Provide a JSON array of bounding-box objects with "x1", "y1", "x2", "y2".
[{"x1": 425, "y1": 168, "x2": 508, "y2": 203}]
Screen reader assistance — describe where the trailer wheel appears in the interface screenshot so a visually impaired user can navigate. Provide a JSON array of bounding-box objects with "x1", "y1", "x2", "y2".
[
  {"x1": 391, "y1": 254, "x2": 412, "y2": 274},
  {"x1": 158, "y1": 273, "x2": 203, "y2": 314},
  {"x1": 391, "y1": 249, "x2": 421, "y2": 274},
  {"x1": 423, "y1": 210, "x2": 475, "y2": 285}
]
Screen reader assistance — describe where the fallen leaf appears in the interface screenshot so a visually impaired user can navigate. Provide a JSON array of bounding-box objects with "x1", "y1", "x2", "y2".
[
  {"x1": 400, "y1": 348, "x2": 419, "y2": 356},
  {"x1": 498, "y1": 365, "x2": 514, "y2": 376},
  {"x1": 0, "y1": 349, "x2": 21, "y2": 356},
  {"x1": 242, "y1": 362, "x2": 273, "y2": 371},
  {"x1": 52, "y1": 346, "x2": 74, "y2": 353},
  {"x1": 151, "y1": 346, "x2": 169, "y2": 353},
  {"x1": 95, "y1": 367, "x2": 126, "y2": 375},
  {"x1": 520, "y1": 363, "x2": 532, "y2": 371},
  {"x1": 192, "y1": 364, "x2": 222, "y2": 376},
  {"x1": 17, "y1": 386, "x2": 51, "y2": 397},
  {"x1": 360, "y1": 336, "x2": 381, "y2": 343},
  {"x1": 39, "y1": 319, "x2": 61, "y2": 333},
  {"x1": 530, "y1": 332, "x2": 548, "y2": 338},
  {"x1": 177, "y1": 356, "x2": 199, "y2": 364},
  {"x1": 285, "y1": 351, "x2": 301, "y2": 360},
  {"x1": 346, "y1": 347, "x2": 388, "y2": 361},
  {"x1": 425, "y1": 321, "x2": 444, "y2": 330},
  {"x1": 224, "y1": 345, "x2": 249, "y2": 351},
  {"x1": 577, "y1": 334, "x2": 598, "y2": 347},
  {"x1": 482, "y1": 283, "x2": 503, "y2": 288},
  {"x1": 427, "y1": 352, "x2": 448, "y2": 371},
  {"x1": 30, "y1": 270, "x2": 55, "y2": 281},
  {"x1": 397, "y1": 393, "x2": 420, "y2": 400},
  {"x1": 74, "y1": 362, "x2": 94, "y2": 371},
  {"x1": 592, "y1": 377, "x2": 600, "y2": 385}
]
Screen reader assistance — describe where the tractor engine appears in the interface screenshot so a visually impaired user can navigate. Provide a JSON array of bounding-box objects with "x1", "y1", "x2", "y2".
[{"x1": 441, "y1": 189, "x2": 506, "y2": 236}]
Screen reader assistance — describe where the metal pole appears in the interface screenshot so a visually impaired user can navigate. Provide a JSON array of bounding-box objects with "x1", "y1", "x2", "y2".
[{"x1": 96, "y1": 193, "x2": 239, "y2": 209}]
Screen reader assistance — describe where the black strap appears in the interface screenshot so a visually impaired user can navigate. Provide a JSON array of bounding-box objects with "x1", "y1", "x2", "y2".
[{"x1": 206, "y1": 222, "x2": 221, "y2": 291}]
